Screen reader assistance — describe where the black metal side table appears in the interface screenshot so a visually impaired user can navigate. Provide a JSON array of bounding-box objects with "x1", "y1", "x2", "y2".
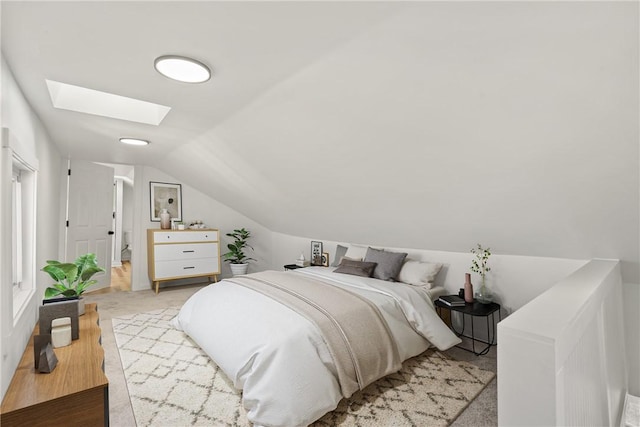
[{"x1": 434, "y1": 298, "x2": 501, "y2": 356}]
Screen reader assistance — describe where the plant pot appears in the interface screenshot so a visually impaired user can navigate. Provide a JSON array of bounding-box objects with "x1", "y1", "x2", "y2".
[
  {"x1": 230, "y1": 263, "x2": 248, "y2": 276},
  {"x1": 42, "y1": 295, "x2": 84, "y2": 314}
]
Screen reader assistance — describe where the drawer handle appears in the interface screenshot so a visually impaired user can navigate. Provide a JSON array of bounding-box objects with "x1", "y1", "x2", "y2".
[
  {"x1": 182, "y1": 250, "x2": 195, "y2": 253},
  {"x1": 183, "y1": 266, "x2": 195, "y2": 270}
]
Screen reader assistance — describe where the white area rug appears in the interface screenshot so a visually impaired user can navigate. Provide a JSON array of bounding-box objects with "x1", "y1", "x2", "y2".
[{"x1": 113, "y1": 307, "x2": 495, "y2": 426}]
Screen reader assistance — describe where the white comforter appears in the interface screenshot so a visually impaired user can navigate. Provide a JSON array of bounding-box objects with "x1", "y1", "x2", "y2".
[{"x1": 172, "y1": 267, "x2": 460, "y2": 427}]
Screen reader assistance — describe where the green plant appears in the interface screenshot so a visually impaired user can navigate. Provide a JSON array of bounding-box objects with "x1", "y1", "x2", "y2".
[
  {"x1": 223, "y1": 228, "x2": 255, "y2": 264},
  {"x1": 470, "y1": 244, "x2": 491, "y2": 282},
  {"x1": 42, "y1": 253, "x2": 105, "y2": 298}
]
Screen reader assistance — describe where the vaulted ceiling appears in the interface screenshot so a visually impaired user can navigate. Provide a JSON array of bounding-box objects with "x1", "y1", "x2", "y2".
[{"x1": 2, "y1": 1, "x2": 638, "y2": 280}]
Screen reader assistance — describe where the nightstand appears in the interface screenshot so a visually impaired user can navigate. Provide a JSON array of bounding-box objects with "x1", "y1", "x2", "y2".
[
  {"x1": 434, "y1": 298, "x2": 501, "y2": 356},
  {"x1": 284, "y1": 264, "x2": 305, "y2": 271}
]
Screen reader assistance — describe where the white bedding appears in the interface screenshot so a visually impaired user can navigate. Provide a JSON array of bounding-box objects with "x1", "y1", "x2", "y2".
[{"x1": 172, "y1": 267, "x2": 460, "y2": 427}]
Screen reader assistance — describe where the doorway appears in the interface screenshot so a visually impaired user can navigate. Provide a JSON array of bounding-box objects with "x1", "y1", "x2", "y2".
[
  {"x1": 110, "y1": 261, "x2": 131, "y2": 292},
  {"x1": 104, "y1": 163, "x2": 135, "y2": 293}
]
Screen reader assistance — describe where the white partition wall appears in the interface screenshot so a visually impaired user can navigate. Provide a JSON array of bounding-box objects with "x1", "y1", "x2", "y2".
[{"x1": 498, "y1": 260, "x2": 627, "y2": 426}]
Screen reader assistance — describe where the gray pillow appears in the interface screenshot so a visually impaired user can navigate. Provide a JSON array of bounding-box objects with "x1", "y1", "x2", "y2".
[
  {"x1": 364, "y1": 247, "x2": 408, "y2": 281},
  {"x1": 334, "y1": 259, "x2": 377, "y2": 277},
  {"x1": 331, "y1": 244, "x2": 348, "y2": 267}
]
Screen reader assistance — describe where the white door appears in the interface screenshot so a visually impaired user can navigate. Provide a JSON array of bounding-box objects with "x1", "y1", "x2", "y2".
[{"x1": 65, "y1": 160, "x2": 114, "y2": 292}]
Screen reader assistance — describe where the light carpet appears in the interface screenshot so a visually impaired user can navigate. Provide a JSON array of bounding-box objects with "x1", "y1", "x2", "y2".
[{"x1": 113, "y1": 307, "x2": 495, "y2": 427}]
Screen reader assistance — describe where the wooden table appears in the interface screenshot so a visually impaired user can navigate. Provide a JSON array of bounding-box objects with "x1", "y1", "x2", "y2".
[{"x1": 0, "y1": 303, "x2": 108, "y2": 426}]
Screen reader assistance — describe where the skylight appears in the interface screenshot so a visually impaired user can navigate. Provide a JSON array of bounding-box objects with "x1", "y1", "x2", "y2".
[{"x1": 45, "y1": 80, "x2": 171, "y2": 125}]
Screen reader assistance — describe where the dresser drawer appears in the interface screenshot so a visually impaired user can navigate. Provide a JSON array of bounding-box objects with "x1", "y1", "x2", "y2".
[
  {"x1": 154, "y1": 242, "x2": 219, "y2": 261},
  {"x1": 154, "y1": 258, "x2": 219, "y2": 279},
  {"x1": 152, "y1": 230, "x2": 219, "y2": 243}
]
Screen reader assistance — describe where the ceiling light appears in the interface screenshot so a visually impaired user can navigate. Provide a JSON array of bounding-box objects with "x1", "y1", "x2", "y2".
[
  {"x1": 119, "y1": 138, "x2": 149, "y2": 146},
  {"x1": 154, "y1": 55, "x2": 211, "y2": 83}
]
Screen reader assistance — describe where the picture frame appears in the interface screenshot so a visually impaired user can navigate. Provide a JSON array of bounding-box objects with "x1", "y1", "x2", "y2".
[
  {"x1": 321, "y1": 252, "x2": 330, "y2": 267},
  {"x1": 311, "y1": 241, "x2": 323, "y2": 266},
  {"x1": 150, "y1": 181, "x2": 182, "y2": 222}
]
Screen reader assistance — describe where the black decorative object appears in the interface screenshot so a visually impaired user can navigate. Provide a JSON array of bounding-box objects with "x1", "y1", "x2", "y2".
[
  {"x1": 43, "y1": 295, "x2": 79, "y2": 305},
  {"x1": 310, "y1": 241, "x2": 323, "y2": 266},
  {"x1": 39, "y1": 300, "x2": 79, "y2": 340},
  {"x1": 38, "y1": 343, "x2": 58, "y2": 373},
  {"x1": 33, "y1": 334, "x2": 52, "y2": 369}
]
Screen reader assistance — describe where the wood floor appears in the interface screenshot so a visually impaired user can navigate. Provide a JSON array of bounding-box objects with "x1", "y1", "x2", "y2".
[{"x1": 88, "y1": 261, "x2": 131, "y2": 295}]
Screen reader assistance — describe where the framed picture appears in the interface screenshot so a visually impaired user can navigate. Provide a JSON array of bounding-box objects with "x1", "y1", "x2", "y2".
[
  {"x1": 150, "y1": 182, "x2": 182, "y2": 222},
  {"x1": 311, "y1": 241, "x2": 323, "y2": 266},
  {"x1": 321, "y1": 252, "x2": 330, "y2": 267}
]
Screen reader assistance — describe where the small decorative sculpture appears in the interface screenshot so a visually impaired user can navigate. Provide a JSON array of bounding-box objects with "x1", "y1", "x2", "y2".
[
  {"x1": 51, "y1": 317, "x2": 72, "y2": 348},
  {"x1": 296, "y1": 253, "x2": 306, "y2": 267},
  {"x1": 38, "y1": 343, "x2": 58, "y2": 373},
  {"x1": 34, "y1": 334, "x2": 52, "y2": 369}
]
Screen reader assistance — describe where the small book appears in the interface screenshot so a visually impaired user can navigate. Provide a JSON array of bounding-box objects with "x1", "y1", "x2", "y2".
[{"x1": 438, "y1": 295, "x2": 466, "y2": 306}]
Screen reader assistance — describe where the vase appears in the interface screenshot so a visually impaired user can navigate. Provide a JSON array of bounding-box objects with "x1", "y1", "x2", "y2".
[
  {"x1": 475, "y1": 278, "x2": 492, "y2": 304},
  {"x1": 160, "y1": 209, "x2": 171, "y2": 229},
  {"x1": 464, "y1": 273, "x2": 474, "y2": 303}
]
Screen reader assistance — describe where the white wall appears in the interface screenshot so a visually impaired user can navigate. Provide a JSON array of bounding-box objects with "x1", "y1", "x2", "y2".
[
  {"x1": 0, "y1": 56, "x2": 62, "y2": 399},
  {"x1": 129, "y1": 165, "x2": 272, "y2": 292},
  {"x1": 270, "y1": 232, "x2": 586, "y2": 315},
  {"x1": 163, "y1": 2, "x2": 638, "y2": 287}
]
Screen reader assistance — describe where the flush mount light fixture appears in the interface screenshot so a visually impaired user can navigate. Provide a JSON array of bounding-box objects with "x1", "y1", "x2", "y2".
[
  {"x1": 154, "y1": 55, "x2": 211, "y2": 83},
  {"x1": 119, "y1": 137, "x2": 149, "y2": 146}
]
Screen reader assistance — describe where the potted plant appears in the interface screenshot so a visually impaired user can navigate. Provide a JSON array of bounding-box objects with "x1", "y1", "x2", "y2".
[
  {"x1": 42, "y1": 253, "x2": 105, "y2": 315},
  {"x1": 470, "y1": 244, "x2": 492, "y2": 304},
  {"x1": 223, "y1": 228, "x2": 255, "y2": 276}
]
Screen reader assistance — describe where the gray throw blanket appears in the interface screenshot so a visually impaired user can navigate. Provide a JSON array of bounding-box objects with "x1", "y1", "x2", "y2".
[{"x1": 227, "y1": 270, "x2": 401, "y2": 398}]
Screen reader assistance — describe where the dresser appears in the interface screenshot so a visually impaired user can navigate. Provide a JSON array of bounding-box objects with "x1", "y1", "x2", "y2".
[
  {"x1": 0, "y1": 304, "x2": 108, "y2": 427},
  {"x1": 147, "y1": 228, "x2": 221, "y2": 294}
]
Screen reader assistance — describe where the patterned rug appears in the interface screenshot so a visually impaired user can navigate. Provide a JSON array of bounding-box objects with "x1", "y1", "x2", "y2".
[{"x1": 113, "y1": 307, "x2": 495, "y2": 426}]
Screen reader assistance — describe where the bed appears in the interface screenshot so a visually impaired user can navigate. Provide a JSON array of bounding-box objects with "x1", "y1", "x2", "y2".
[{"x1": 172, "y1": 265, "x2": 460, "y2": 427}]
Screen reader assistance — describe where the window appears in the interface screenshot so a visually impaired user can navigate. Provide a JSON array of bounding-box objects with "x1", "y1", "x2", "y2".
[
  {"x1": 10, "y1": 155, "x2": 36, "y2": 319},
  {"x1": 11, "y1": 167, "x2": 23, "y2": 293}
]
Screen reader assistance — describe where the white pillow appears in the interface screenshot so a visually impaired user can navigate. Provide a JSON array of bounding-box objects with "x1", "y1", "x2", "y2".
[
  {"x1": 397, "y1": 260, "x2": 443, "y2": 288},
  {"x1": 344, "y1": 244, "x2": 368, "y2": 261}
]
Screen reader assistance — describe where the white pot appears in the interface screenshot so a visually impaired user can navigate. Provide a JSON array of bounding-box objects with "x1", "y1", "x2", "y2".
[{"x1": 230, "y1": 263, "x2": 248, "y2": 276}]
